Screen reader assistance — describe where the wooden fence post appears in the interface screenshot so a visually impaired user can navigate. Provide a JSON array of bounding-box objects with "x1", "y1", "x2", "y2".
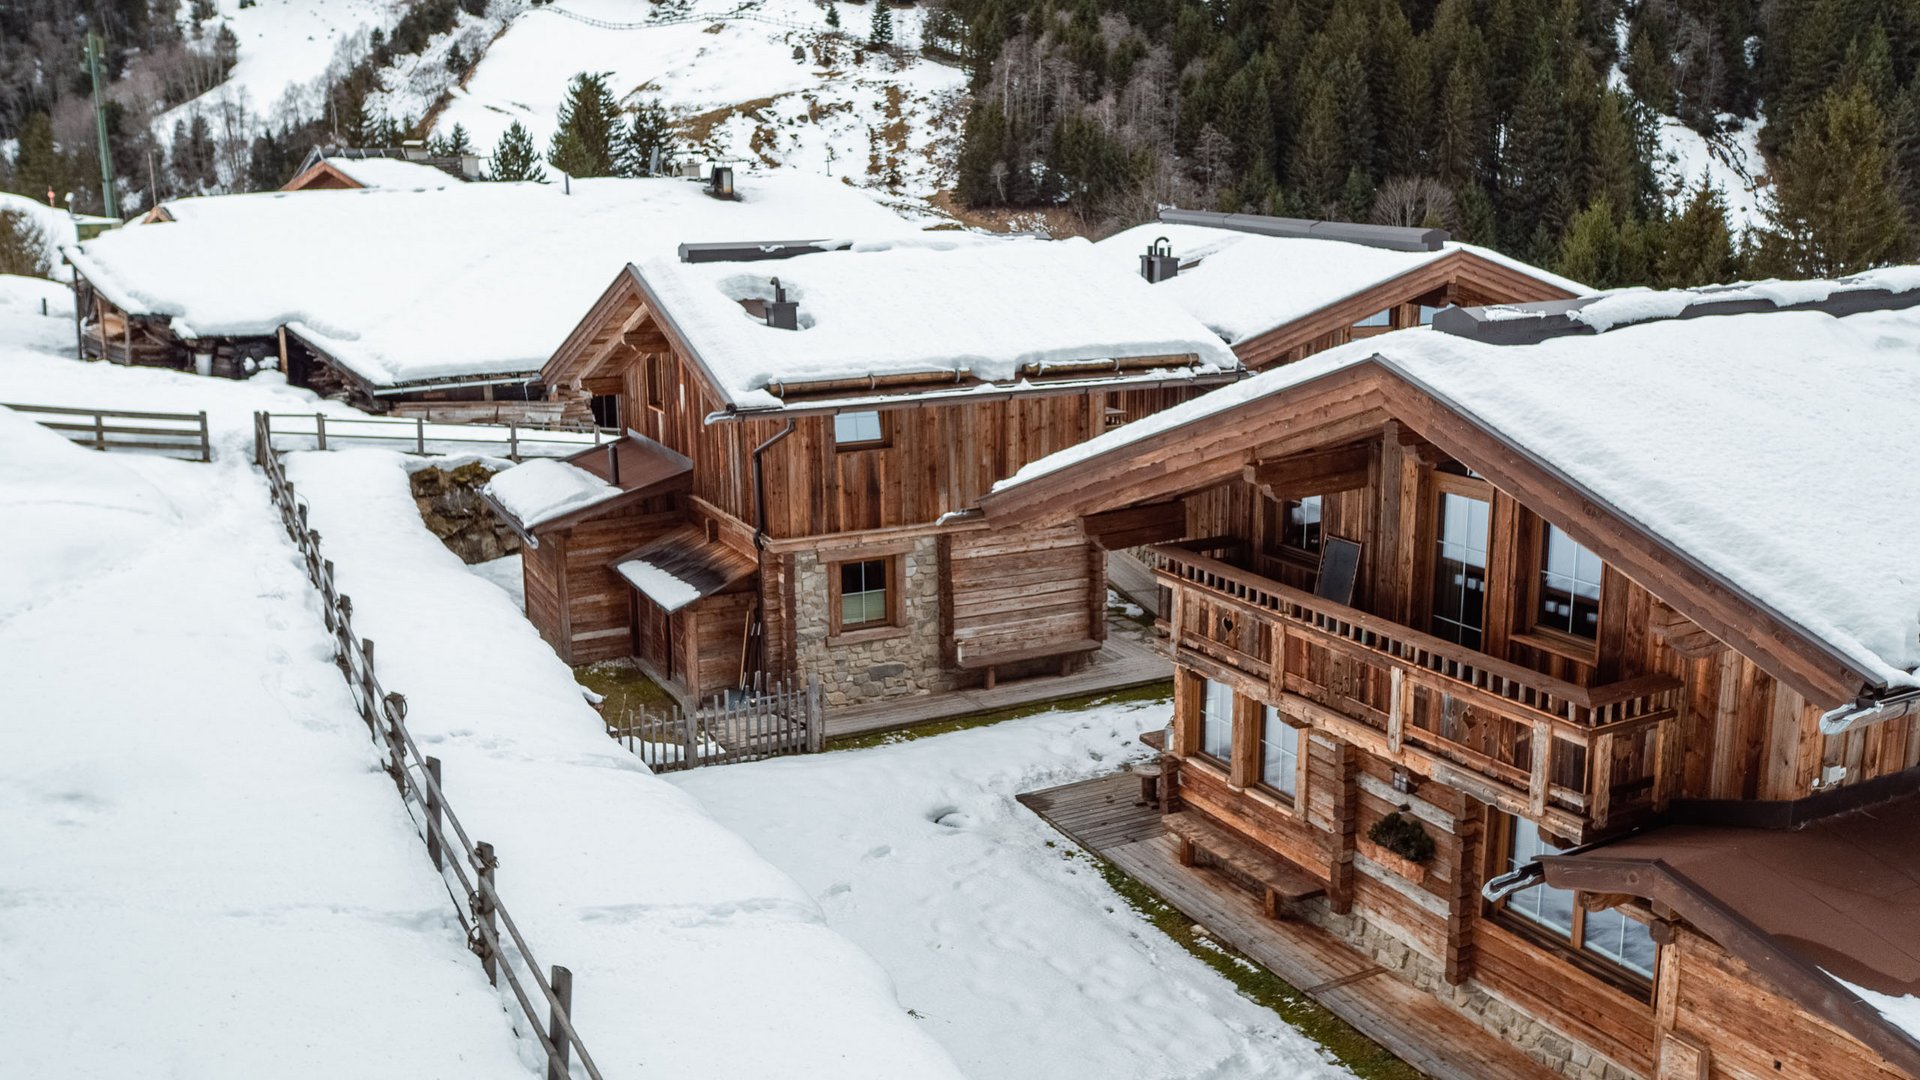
[
  {"x1": 472, "y1": 841, "x2": 499, "y2": 985},
  {"x1": 681, "y1": 704, "x2": 698, "y2": 771},
  {"x1": 383, "y1": 692, "x2": 408, "y2": 791},
  {"x1": 197, "y1": 411, "x2": 210, "y2": 463},
  {"x1": 508, "y1": 421, "x2": 520, "y2": 462},
  {"x1": 315, "y1": 412, "x2": 327, "y2": 451},
  {"x1": 92, "y1": 411, "x2": 105, "y2": 451},
  {"x1": 424, "y1": 756, "x2": 443, "y2": 871},
  {"x1": 547, "y1": 965, "x2": 573, "y2": 1080},
  {"x1": 416, "y1": 415, "x2": 426, "y2": 455},
  {"x1": 806, "y1": 676, "x2": 825, "y2": 753}
]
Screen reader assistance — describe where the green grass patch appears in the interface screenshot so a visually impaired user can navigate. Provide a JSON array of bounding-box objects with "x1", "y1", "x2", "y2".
[
  {"x1": 825, "y1": 680, "x2": 1172, "y2": 752},
  {"x1": 1074, "y1": 848, "x2": 1423, "y2": 1080},
  {"x1": 574, "y1": 660, "x2": 676, "y2": 719}
]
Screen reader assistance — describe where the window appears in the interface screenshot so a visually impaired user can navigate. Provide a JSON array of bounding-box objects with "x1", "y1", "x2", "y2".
[
  {"x1": 1199, "y1": 679, "x2": 1234, "y2": 765},
  {"x1": 1536, "y1": 523, "x2": 1603, "y2": 640},
  {"x1": 1430, "y1": 488, "x2": 1491, "y2": 649},
  {"x1": 1282, "y1": 495, "x2": 1322, "y2": 555},
  {"x1": 588, "y1": 394, "x2": 620, "y2": 430},
  {"x1": 837, "y1": 559, "x2": 890, "y2": 629},
  {"x1": 1418, "y1": 304, "x2": 1451, "y2": 326},
  {"x1": 645, "y1": 353, "x2": 666, "y2": 409},
  {"x1": 833, "y1": 410, "x2": 885, "y2": 448},
  {"x1": 1498, "y1": 815, "x2": 1657, "y2": 982},
  {"x1": 1261, "y1": 706, "x2": 1299, "y2": 799},
  {"x1": 1354, "y1": 308, "x2": 1392, "y2": 327}
]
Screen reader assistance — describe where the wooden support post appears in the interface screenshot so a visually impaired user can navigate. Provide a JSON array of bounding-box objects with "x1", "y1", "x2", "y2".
[
  {"x1": 416, "y1": 416, "x2": 426, "y2": 455},
  {"x1": 1530, "y1": 719, "x2": 1552, "y2": 818},
  {"x1": 315, "y1": 412, "x2": 327, "y2": 451},
  {"x1": 473, "y1": 841, "x2": 498, "y2": 985},
  {"x1": 1589, "y1": 731, "x2": 1615, "y2": 829},
  {"x1": 1326, "y1": 734, "x2": 1358, "y2": 915},
  {"x1": 509, "y1": 421, "x2": 520, "y2": 462},
  {"x1": 547, "y1": 965, "x2": 573, "y2": 1080},
  {"x1": 1387, "y1": 666, "x2": 1406, "y2": 755},
  {"x1": 424, "y1": 756, "x2": 443, "y2": 871}
]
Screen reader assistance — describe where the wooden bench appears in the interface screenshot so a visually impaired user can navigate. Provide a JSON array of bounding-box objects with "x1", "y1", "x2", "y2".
[
  {"x1": 955, "y1": 638, "x2": 1102, "y2": 690},
  {"x1": 1165, "y1": 812, "x2": 1325, "y2": 919}
]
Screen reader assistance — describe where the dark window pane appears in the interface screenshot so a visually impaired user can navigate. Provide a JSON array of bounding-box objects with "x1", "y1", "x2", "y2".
[
  {"x1": 1283, "y1": 495, "x2": 1322, "y2": 553},
  {"x1": 839, "y1": 559, "x2": 888, "y2": 627},
  {"x1": 1431, "y1": 492, "x2": 1489, "y2": 648}
]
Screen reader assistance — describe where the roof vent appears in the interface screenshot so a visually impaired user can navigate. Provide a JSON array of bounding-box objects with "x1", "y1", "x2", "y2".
[
  {"x1": 1158, "y1": 209, "x2": 1448, "y2": 252},
  {"x1": 1140, "y1": 236, "x2": 1179, "y2": 283},
  {"x1": 707, "y1": 164, "x2": 736, "y2": 201},
  {"x1": 765, "y1": 278, "x2": 799, "y2": 330}
]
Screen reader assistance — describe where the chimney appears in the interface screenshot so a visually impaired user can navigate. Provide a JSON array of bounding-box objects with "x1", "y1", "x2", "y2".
[
  {"x1": 1140, "y1": 236, "x2": 1179, "y2": 283},
  {"x1": 708, "y1": 164, "x2": 736, "y2": 200},
  {"x1": 765, "y1": 278, "x2": 799, "y2": 330}
]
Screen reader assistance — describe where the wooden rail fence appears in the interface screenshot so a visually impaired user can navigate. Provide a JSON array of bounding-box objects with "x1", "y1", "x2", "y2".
[
  {"x1": 608, "y1": 676, "x2": 823, "y2": 773},
  {"x1": 258, "y1": 411, "x2": 614, "y2": 462},
  {"x1": 5, "y1": 401, "x2": 210, "y2": 461},
  {"x1": 255, "y1": 424, "x2": 603, "y2": 1080}
]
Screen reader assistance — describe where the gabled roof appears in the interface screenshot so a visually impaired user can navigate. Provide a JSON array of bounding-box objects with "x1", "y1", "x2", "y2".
[
  {"x1": 1542, "y1": 793, "x2": 1920, "y2": 1076},
  {"x1": 558, "y1": 236, "x2": 1242, "y2": 416},
  {"x1": 1095, "y1": 213, "x2": 1584, "y2": 356},
  {"x1": 62, "y1": 173, "x2": 916, "y2": 387},
  {"x1": 481, "y1": 435, "x2": 692, "y2": 541},
  {"x1": 984, "y1": 272, "x2": 1920, "y2": 706}
]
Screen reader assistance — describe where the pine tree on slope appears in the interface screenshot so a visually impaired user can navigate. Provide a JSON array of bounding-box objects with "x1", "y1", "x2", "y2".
[
  {"x1": 548, "y1": 72, "x2": 624, "y2": 178},
  {"x1": 623, "y1": 99, "x2": 677, "y2": 176},
  {"x1": 869, "y1": 1, "x2": 894, "y2": 49},
  {"x1": 1760, "y1": 83, "x2": 1912, "y2": 277},
  {"x1": 491, "y1": 121, "x2": 547, "y2": 182}
]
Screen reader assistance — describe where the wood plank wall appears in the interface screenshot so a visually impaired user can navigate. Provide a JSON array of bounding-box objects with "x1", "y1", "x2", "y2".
[
  {"x1": 545, "y1": 504, "x2": 679, "y2": 664},
  {"x1": 948, "y1": 526, "x2": 1102, "y2": 660}
]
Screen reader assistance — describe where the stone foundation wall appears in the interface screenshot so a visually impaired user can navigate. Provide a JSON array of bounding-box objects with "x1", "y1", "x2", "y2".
[
  {"x1": 1299, "y1": 901, "x2": 1641, "y2": 1080},
  {"x1": 409, "y1": 462, "x2": 522, "y2": 565},
  {"x1": 792, "y1": 537, "x2": 957, "y2": 707}
]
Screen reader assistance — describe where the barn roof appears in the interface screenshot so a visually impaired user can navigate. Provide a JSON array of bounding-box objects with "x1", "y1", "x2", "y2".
[
  {"x1": 62, "y1": 174, "x2": 918, "y2": 388},
  {"x1": 623, "y1": 236, "x2": 1242, "y2": 414},
  {"x1": 988, "y1": 270, "x2": 1920, "y2": 699}
]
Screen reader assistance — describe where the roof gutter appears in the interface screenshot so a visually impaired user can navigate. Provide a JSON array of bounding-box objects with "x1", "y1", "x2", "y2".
[
  {"x1": 1820, "y1": 686, "x2": 1920, "y2": 736},
  {"x1": 1372, "y1": 354, "x2": 1887, "y2": 698},
  {"x1": 705, "y1": 368, "x2": 1246, "y2": 424},
  {"x1": 751, "y1": 421, "x2": 796, "y2": 550}
]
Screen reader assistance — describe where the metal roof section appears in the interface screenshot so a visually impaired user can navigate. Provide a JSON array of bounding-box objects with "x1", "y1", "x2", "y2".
[
  {"x1": 1435, "y1": 274, "x2": 1920, "y2": 345},
  {"x1": 676, "y1": 240, "x2": 852, "y2": 264},
  {"x1": 1156, "y1": 208, "x2": 1450, "y2": 252}
]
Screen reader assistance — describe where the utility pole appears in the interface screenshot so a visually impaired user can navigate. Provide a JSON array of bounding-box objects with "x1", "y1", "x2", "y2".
[{"x1": 86, "y1": 30, "x2": 119, "y2": 219}]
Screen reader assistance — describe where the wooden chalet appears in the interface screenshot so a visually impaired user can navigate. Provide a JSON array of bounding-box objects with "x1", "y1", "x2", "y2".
[
  {"x1": 1102, "y1": 210, "x2": 1583, "y2": 371},
  {"x1": 281, "y1": 145, "x2": 479, "y2": 191},
  {"x1": 487, "y1": 236, "x2": 1241, "y2": 708},
  {"x1": 982, "y1": 276, "x2": 1920, "y2": 1080}
]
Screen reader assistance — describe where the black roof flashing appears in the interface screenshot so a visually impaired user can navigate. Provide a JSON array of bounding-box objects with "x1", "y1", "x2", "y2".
[
  {"x1": 1434, "y1": 277, "x2": 1920, "y2": 346},
  {"x1": 1157, "y1": 208, "x2": 1449, "y2": 252}
]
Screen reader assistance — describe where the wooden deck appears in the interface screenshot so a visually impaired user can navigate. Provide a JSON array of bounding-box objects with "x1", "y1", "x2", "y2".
[
  {"x1": 825, "y1": 614, "x2": 1171, "y2": 739},
  {"x1": 1018, "y1": 773, "x2": 1560, "y2": 1080}
]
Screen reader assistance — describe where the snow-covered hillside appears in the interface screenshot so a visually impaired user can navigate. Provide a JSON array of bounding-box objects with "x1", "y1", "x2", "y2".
[
  {"x1": 160, "y1": 0, "x2": 405, "y2": 133},
  {"x1": 420, "y1": 0, "x2": 967, "y2": 198}
]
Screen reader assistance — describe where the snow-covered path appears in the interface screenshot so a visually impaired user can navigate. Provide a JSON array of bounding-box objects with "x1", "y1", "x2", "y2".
[
  {"x1": 671, "y1": 711, "x2": 1356, "y2": 1080},
  {"x1": 0, "y1": 415, "x2": 534, "y2": 1080}
]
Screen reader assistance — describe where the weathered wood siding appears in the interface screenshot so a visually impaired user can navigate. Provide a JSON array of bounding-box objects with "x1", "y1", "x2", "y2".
[
  {"x1": 1661, "y1": 926, "x2": 1907, "y2": 1080},
  {"x1": 948, "y1": 526, "x2": 1103, "y2": 660}
]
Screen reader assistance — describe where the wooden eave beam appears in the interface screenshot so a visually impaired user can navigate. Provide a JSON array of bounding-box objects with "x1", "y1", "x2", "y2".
[
  {"x1": 1245, "y1": 442, "x2": 1372, "y2": 500},
  {"x1": 1084, "y1": 501, "x2": 1187, "y2": 549}
]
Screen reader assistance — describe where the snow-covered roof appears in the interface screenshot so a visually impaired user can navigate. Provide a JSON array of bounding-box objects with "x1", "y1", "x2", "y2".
[
  {"x1": 320, "y1": 156, "x2": 464, "y2": 190},
  {"x1": 1094, "y1": 222, "x2": 1585, "y2": 347},
  {"x1": 997, "y1": 274, "x2": 1920, "y2": 692},
  {"x1": 481, "y1": 458, "x2": 619, "y2": 530},
  {"x1": 63, "y1": 174, "x2": 917, "y2": 387},
  {"x1": 631, "y1": 236, "x2": 1242, "y2": 412}
]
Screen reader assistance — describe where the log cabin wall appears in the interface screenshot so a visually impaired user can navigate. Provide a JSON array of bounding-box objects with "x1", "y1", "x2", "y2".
[
  {"x1": 537, "y1": 503, "x2": 679, "y2": 665},
  {"x1": 1658, "y1": 926, "x2": 1908, "y2": 1080}
]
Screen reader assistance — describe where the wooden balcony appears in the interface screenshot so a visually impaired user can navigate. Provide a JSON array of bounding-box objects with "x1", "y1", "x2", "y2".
[{"x1": 1150, "y1": 543, "x2": 1682, "y2": 841}]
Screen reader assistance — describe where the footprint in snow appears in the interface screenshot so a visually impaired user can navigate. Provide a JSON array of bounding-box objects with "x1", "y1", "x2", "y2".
[{"x1": 862, "y1": 844, "x2": 892, "y2": 860}]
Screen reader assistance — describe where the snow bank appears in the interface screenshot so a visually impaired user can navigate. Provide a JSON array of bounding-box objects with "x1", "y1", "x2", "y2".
[
  {"x1": 66, "y1": 173, "x2": 918, "y2": 386},
  {"x1": 614, "y1": 556, "x2": 703, "y2": 612},
  {"x1": 0, "y1": 435, "x2": 532, "y2": 1080},
  {"x1": 1094, "y1": 222, "x2": 1585, "y2": 347},
  {"x1": 639, "y1": 235, "x2": 1239, "y2": 407},
  {"x1": 999, "y1": 294, "x2": 1920, "y2": 690},
  {"x1": 672, "y1": 705, "x2": 1355, "y2": 1080},
  {"x1": 1836, "y1": 975, "x2": 1920, "y2": 1049},
  {"x1": 0, "y1": 407, "x2": 178, "y2": 618},
  {"x1": 283, "y1": 448, "x2": 966, "y2": 1080},
  {"x1": 0, "y1": 190, "x2": 115, "y2": 280},
  {"x1": 482, "y1": 457, "x2": 618, "y2": 529}
]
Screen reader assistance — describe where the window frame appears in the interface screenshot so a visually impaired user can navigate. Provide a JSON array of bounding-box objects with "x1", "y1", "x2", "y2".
[
  {"x1": 1425, "y1": 471, "x2": 1495, "y2": 651},
  {"x1": 1196, "y1": 678, "x2": 1236, "y2": 770},
  {"x1": 1485, "y1": 811, "x2": 1657, "y2": 997},
  {"x1": 1263, "y1": 492, "x2": 1324, "y2": 565},
  {"x1": 1514, "y1": 515, "x2": 1606, "y2": 661},
  {"x1": 826, "y1": 553, "x2": 904, "y2": 639},
  {"x1": 832, "y1": 409, "x2": 889, "y2": 451},
  {"x1": 645, "y1": 352, "x2": 667, "y2": 411},
  {"x1": 1257, "y1": 704, "x2": 1304, "y2": 805}
]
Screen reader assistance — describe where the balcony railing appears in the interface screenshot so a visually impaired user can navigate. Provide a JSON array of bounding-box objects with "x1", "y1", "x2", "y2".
[{"x1": 1151, "y1": 543, "x2": 1682, "y2": 839}]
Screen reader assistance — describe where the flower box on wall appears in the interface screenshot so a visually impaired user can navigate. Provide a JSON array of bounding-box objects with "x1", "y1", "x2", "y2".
[{"x1": 1358, "y1": 837, "x2": 1429, "y2": 886}]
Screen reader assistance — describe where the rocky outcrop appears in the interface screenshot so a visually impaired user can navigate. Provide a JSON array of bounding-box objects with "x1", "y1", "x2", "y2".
[{"x1": 410, "y1": 462, "x2": 522, "y2": 565}]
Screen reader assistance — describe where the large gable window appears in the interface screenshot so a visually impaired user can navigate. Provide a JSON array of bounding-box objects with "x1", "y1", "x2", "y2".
[{"x1": 1430, "y1": 481, "x2": 1491, "y2": 650}]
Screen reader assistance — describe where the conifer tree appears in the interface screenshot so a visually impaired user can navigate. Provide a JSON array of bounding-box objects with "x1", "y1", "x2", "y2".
[
  {"x1": 491, "y1": 120, "x2": 547, "y2": 182},
  {"x1": 623, "y1": 99, "x2": 677, "y2": 176},
  {"x1": 825, "y1": 3, "x2": 839, "y2": 29},
  {"x1": 1555, "y1": 198, "x2": 1626, "y2": 288},
  {"x1": 1760, "y1": 83, "x2": 1912, "y2": 277},
  {"x1": 446, "y1": 123, "x2": 473, "y2": 156},
  {"x1": 547, "y1": 72, "x2": 624, "y2": 178},
  {"x1": 869, "y1": 1, "x2": 894, "y2": 49},
  {"x1": 1657, "y1": 178, "x2": 1742, "y2": 287},
  {"x1": 0, "y1": 209, "x2": 51, "y2": 279}
]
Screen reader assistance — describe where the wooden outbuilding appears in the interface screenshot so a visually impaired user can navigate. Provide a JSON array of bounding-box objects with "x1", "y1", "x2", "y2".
[
  {"x1": 982, "y1": 275, "x2": 1920, "y2": 1080},
  {"x1": 491, "y1": 235, "x2": 1242, "y2": 708}
]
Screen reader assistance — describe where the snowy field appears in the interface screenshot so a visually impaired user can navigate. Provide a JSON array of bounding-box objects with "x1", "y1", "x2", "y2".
[
  {"x1": 160, "y1": 0, "x2": 403, "y2": 134},
  {"x1": 0, "y1": 409, "x2": 538, "y2": 1079},
  {"x1": 673, "y1": 712, "x2": 1355, "y2": 1080},
  {"x1": 429, "y1": 0, "x2": 967, "y2": 197}
]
